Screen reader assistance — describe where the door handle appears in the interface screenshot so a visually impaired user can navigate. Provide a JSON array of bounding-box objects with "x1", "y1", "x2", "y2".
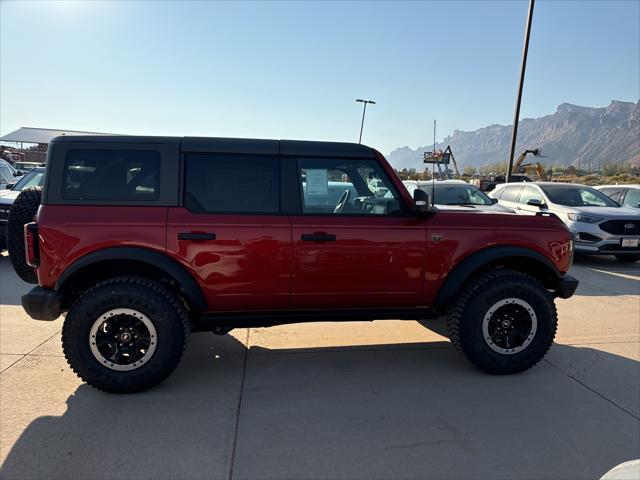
[
  {"x1": 178, "y1": 232, "x2": 216, "y2": 241},
  {"x1": 301, "y1": 233, "x2": 337, "y2": 242}
]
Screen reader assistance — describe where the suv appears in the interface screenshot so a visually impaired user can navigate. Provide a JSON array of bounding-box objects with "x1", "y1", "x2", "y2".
[
  {"x1": 490, "y1": 182, "x2": 640, "y2": 262},
  {"x1": 13, "y1": 135, "x2": 577, "y2": 393}
]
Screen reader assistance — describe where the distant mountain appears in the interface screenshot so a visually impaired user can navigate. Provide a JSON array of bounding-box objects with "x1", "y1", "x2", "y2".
[{"x1": 387, "y1": 100, "x2": 640, "y2": 171}]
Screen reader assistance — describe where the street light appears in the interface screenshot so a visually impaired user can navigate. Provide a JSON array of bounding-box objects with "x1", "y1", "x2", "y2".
[
  {"x1": 356, "y1": 99, "x2": 376, "y2": 144},
  {"x1": 506, "y1": 0, "x2": 535, "y2": 182}
]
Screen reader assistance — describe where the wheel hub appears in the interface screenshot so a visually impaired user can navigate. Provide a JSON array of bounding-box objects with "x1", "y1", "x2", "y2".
[
  {"x1": 89, "y1": 308, "x2": 157, "y2": 371},
  {"x1": 482, "y1": 298, "x2": 537, "y2": 355}
]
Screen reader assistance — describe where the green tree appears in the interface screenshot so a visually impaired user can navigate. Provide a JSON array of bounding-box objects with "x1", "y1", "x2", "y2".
[{"x1": 463, "y1": 165, "x2": 477, "y2": 176}]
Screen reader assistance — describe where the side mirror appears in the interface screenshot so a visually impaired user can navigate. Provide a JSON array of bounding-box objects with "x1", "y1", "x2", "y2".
[
  {"x1": 527, "y1": 198, "x2": 547, "y2": 209},
  {"x1": 413, "y1": 188, "x2": 431, "y2": 214},
  {"x1": 14, "y1": 171, "x2": 23, "y2": 177},
  {"x1": 5, "y1": 183, "x2": 15, "y2": 190},
  {"x1": 491, "y1": 198, "x2": 498, "y2": 204}
]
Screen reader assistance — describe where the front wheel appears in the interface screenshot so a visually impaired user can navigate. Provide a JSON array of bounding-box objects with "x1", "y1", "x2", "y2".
[
  {"x1": 446, "y1": 269, "x2": 557, "y2": 374},
  {"x1": 62, "y1": 276, "x2": 190, "y2": 393}
]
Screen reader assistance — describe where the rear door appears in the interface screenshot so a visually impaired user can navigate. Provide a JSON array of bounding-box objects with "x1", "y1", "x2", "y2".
[
  {"x1": 288, "y1": 156, "x2": 427, "y2": 309},
  {"x1": 166, "y1": 153, "x2": 291, "y2": 311}
]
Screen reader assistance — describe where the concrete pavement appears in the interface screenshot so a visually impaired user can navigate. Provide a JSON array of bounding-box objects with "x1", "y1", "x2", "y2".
[{"x1": 1, "y1": 253, "x2": 638, "y2": 479}]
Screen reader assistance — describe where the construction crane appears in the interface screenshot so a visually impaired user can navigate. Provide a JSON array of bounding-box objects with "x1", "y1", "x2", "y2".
[
  {"x1": 519, "y1": 161, "x2": 553, "y2": 181},
  {"x1": 423, "y1": 145, "x2": 460, "y2": 179},
  {"x1": 511, "y1": 148, "x2": 542, "y2": 174}
]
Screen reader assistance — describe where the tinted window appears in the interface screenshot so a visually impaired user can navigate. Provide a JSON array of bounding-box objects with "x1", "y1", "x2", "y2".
[
  {"x1": 422, "y1": 184, "x2": 492, "y2": 205},
  {"x1": 500, "y1": 185, "x2": 524, "y2": 202},
  {"x1": 185, "y1": 154, "x2": 279, "y2": 214},
  {"x1": 298, "y1": 158, "x2": 403, "y2": 215},
  {"x1": 519, "y1": 185, "x2": 543, "y2": 204},
  {"x1": 541, "y1": 185, "x2": 619, "y2": 207},
  {"x1": 599, "y1": 188, "x2": 623, "y2": 203},
  {"x1": 62, "y1": 149, "x2": 160, "y2": 201},
  {"x1": 623, "y1": 189, "x2": 639, "y2": 208}
]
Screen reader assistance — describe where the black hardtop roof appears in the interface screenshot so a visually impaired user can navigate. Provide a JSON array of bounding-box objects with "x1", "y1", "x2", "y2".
[{"x1": 50, "y1": 135, "x2": 376, "y2": 158}]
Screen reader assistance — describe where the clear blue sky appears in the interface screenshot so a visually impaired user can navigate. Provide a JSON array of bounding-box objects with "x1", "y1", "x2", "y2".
[{"x1": 1, "y1": 0, "x2": 638, "y2": 154}]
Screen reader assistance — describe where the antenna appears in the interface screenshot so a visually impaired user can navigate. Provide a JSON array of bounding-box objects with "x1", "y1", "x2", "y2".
[{"x1": 432, "y1": 120, "x2": 436, "y2": 206}]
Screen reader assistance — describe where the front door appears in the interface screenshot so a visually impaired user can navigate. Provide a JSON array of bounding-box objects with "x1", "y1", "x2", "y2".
[{"x1": 289, "y1": 156, "x2": 427, "y2": 309}]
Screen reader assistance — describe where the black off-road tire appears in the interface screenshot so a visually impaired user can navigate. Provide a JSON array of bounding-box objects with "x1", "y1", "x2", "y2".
[
  {"x1": 62, "y1": 276, "x2": 190, "y2": 393},
  {"x1": 6, "y1": 186, "x2": 42, "y2": 283},
  {"x1": 446, "y1": 269, "x2": 557, "y2": 374},
  {"x1": 614, "y1": 254, "x2": 640, "y2": 263}
]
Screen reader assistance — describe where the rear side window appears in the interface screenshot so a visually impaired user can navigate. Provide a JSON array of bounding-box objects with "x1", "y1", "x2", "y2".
[
  {"x1": 184, "y1": 154, "x2": 280, "y2": 214},
  {"x1": 600, "y1": 188, "x2": 622, "y2": 203},
  {"x1": 62, "y1": 149, "x2": 160, "y2": 201},
  {"x1": 623, "y1": 189, "x2": 639, "y2": 208},
  {"x1": 518, "y1": 185, "x2": 543, "y2": 204},
  {"x1": 500, "y1": 185, "x2": 524, "y2": 202}
]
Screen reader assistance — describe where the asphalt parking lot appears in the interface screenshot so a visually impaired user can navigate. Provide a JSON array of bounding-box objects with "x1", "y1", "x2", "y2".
[{"x1": 0, "y1": 253, "x2": 638, "y2": 480}]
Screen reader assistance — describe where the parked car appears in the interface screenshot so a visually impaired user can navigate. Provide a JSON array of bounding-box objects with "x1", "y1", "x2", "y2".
[
  {"x1": 595, "y1": 184, "x2": 639, "y2": 210},
  {"x1": 0, "y1": 159, "x2": 22, "y2": 189},
  {"x1": 10, "y1": 135, "x2": 577, "y2": 393},
  {"x1": 403, "y1": 180, "x2": 515, "y2": 213},
  {"x1": 489, "y1": 182, "x2": 640, "y2": 262},
  {"x1": 0, "y1": 167, "x2": 46, "y2": 250},
  {"x1": 12, "y1": 161, "x2": 45, "y2": 175}
]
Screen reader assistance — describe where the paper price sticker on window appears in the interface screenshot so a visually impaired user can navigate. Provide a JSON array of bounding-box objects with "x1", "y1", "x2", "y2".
[{"x1": 306, "y1": 169, "x2": 328, "y2": 195}]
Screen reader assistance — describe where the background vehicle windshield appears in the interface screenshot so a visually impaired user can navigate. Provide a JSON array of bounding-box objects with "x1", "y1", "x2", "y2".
[
  {"x1": 0, "y1": 162, "x2": 14, "y2": 183},
  {"x1": 422, "y1": 184, "x2": 493, "y2": 205},
  {"x1": 541, "y1": 185, "x2": 619, "y2": 207},
  {"x1": 12, "y1": 169, "x2": 45, "y2": 191}
]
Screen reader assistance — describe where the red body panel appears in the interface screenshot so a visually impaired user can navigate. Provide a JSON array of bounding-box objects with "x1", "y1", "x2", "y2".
[
  {"x1": 35, "y1": 206, "x2": 168, "y2": 288},
  {"x1": 166, "y1": 208, "x2": 291, "y2": 311},
  {"x1": 421, "y1": 211, "x2": 572, "y2": 304},
  {"x1": 291, "y1": 215, "x2": 427, "y2": 308}
]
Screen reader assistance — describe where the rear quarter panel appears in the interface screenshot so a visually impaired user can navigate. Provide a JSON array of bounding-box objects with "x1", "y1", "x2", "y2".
[{"x1": 36, "y1": 206, "x2": 167, "y2": 288}]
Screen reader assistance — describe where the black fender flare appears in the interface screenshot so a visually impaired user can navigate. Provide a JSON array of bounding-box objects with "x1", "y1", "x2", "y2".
[
  {"x1": 433, "y1": 246, "x2": 561, "y2": 310},
  {"x1": 55, "y1": 246, "x2": 207, "y2": 312}
]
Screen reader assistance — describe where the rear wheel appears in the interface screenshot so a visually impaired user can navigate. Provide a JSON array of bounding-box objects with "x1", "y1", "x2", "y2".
[
  {"x1": 614, "y1": 254, "x2": 640, "y2": 263},
  {"x1": 62, "y1": 276, "x2": 190, "y2": 393},
  {"x1": 6, "y1": 187, "x2": 42, "y2": 283},
  {"x1": 447, "y1": 269, "x2": 557, "y2": 374}
]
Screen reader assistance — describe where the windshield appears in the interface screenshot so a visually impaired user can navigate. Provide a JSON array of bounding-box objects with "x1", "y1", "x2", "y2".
[
  {"x1": 420, "y1": 184, "x2": 493, "y2": 205},
  {"x1": 541, "y1": 185, "x2": 619, "y2": 207},
  {"x1": 13, "y1": 169, "x2": 45, "y2": 191}
]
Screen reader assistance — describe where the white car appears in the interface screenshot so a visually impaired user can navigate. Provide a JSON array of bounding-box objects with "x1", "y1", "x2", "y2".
[
  {"x1": 595, "y1": 184, "x2": 639, "y2": 210},
  {"x1": 403, "y1": 180, "x2": 514, "y2": 213},
  {"x1": 489, "y1": 182, "x2": 640, "y2": 262},
  {"x1": 0, "y1": 160, "x2": 19, "y2": 189}
]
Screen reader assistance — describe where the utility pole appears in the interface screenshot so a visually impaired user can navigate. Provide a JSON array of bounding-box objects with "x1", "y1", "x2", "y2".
[
  {"x1": 506, "y1": 0, "x2": 535, "y2": 182},
  {"x1": 356, "y1": 99, "x2": 376, "y2": 144}
]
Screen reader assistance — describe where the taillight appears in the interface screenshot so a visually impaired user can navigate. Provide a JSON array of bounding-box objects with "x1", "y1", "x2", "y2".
[{"x1": 24, "y1": 222, "x2": 40, "y2": 267}]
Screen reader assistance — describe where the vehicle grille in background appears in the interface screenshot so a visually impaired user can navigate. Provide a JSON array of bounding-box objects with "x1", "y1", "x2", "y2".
[
  {"x1": 599, "y1": 220, "x2": 640, "y2": 235},
  {"x1": 0, "y1": 206, "x2": 11, "y2": 223}
]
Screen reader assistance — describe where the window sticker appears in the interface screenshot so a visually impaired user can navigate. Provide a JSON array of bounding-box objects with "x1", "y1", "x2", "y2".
[{"x1": 306, "y1": 169, "x2": 328, "y2": 195}]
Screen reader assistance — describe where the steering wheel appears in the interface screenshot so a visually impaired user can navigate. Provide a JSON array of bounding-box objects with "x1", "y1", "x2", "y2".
[{"x1": 333, "y1": 189, "x2": 351, "y2": 214}]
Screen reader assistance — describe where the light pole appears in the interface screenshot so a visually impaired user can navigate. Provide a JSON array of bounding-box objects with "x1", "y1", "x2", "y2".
[
  {"x1": 356, "y1": 99, "x2": 376, "y2": 143},
  {"x1": 506, "y1": 0, "x2": 535, "y2": 182}
]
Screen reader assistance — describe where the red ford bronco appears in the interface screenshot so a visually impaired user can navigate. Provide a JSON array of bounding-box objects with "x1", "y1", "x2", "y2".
[{"x1": 9, "y1": 135, "x2": 578, "y2": 393}]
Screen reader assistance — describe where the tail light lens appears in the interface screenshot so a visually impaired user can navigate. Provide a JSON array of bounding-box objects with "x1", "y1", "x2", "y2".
[{"x1": 24, "y1": 222, "x2": 40, "y2": 267}]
